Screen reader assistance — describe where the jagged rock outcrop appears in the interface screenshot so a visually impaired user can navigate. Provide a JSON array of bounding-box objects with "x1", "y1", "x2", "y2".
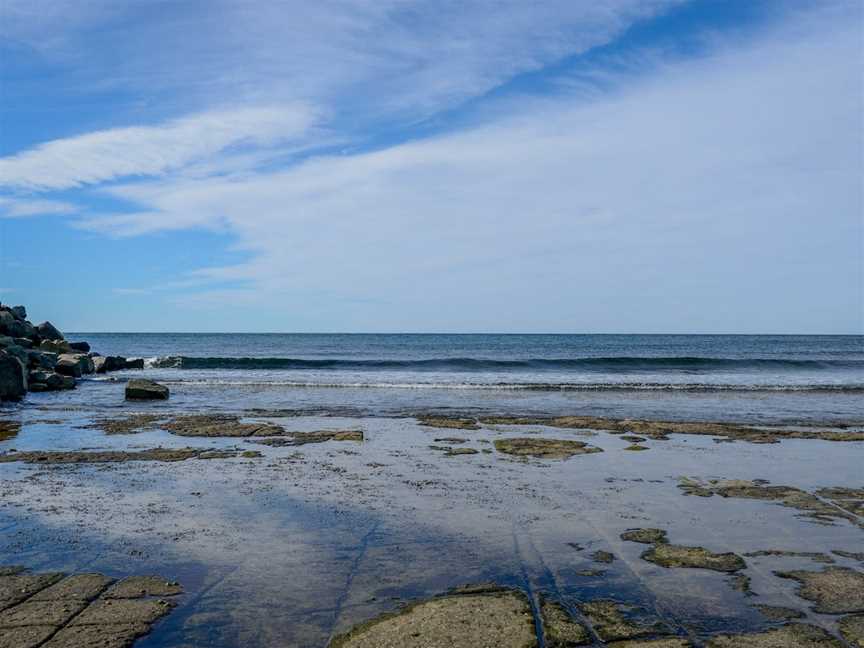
[{"x1": 0, "y1": 302, "x2": 142, "y2": 400}]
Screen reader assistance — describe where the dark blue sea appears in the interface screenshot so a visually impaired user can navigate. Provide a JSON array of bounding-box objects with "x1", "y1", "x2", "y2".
[{"x1": 45, "y1": 333, "x2": 862, "y2": 424}]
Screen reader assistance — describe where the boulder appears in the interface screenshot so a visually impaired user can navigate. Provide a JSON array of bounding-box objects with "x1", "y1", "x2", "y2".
[
  {"x1": 28, "y1": 370, "x2": 73, "y2": 391},
  {"x1": 0, "y1": 351, "x2": 28, "y2": 401},
  {"x1": 3, "y1": 344, "x2": 28, "y2": 365},
  {"x1": 125, "y1": 379, "x2": 169, "y2": 400},
  {"x1": 28, "y1": 350, "x2": 58, "y2": 370},
  {"x1": 0, "y1": 335, "x2": 15, "y2": 348},
  {"x1": 124, "y1": 358, "x2": 145, "y2": 370},
  {"x1": 13, "y1": 337, "x2": 33, "y2": 349},
  {"x1": 40, "y1": 339, "x2": 71, "y2": 354},
  {"x1": 69, "y1": 341, "x2": 91, "y2": 353},
  {"x1": 57, "y1": 353, "x2": 94, "y2": 375},
  {"x1": 55, "y1": 355, "x2": 83, "y2": 378},
  {"x1": 0, "y1": 311, "x2": 15, "y2": 335},
  {"x1": 10, "y1": 305, "x2": 26, "y2": 320},
  {"x1": 36, "y1": 321, "x2": 64, "y2": 341},
  {"x1": 94, "y1": 355, "x2": 132, "y2": 373}
]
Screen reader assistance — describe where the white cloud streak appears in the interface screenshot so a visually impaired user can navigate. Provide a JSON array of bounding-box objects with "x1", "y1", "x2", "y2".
[
  {"x1": 0, "y1": 105, "x2": 317, "y2": 190},
  {"x1": 0, "y1": 196, "x2": 77, "y2": 218}
]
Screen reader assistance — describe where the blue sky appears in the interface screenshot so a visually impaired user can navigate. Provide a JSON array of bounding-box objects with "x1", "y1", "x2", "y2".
[{"x1": 0, "y1": 0, "x2": 861, "y2": 333}]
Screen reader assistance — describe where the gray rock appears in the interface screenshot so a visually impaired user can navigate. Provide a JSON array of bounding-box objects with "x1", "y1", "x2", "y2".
[
  {"x1": 13, "y1": 337, "x2": 33, "y2": 349},
  {"x1": 0, "y1": 351, "x2": 28, "y2": 401},
  {"x1": 69, "y1": 341, "x2": 90, "y2": 353},
  {"x1": 10, "y1": 305, "x2": 26, "y2": 320},
  {"x1": 94, "y1": 356, "x2": 131, "y2": 373},
  {"x1": 3, "y1": 344, "x2": 28, "y2": 365},
  {"x1": 0, "y1": 335, "x2": 15, "y2": 348},
  {"x1": 125, "y1": 379, "x2": 169, "y2": 400},
  {"x1": 124, "y1": 358, "x2": 145, "y2": 370},
  {"x1": 55, "y1": 355, "x2": 83, "y2": 378},
  {"x1": 40, "y1": 339, "x2": 71, "y2": 354},
  {"x1": 28, "y1": 370, "x2": 73, "y2": 391},
  {"x1": 28, "y1": 350, "x2": 58, "y2": 370},
  {"x1": 36, "y1": 321, "x2": 64, "y2": 341},
  {"x1": 0, "y1": 311, "x2": 15, "y2": 335}
]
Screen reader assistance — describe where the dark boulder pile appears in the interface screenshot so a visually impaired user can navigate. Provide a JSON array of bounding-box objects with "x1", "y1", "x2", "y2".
[{"x1": 0, "y1": 302, "x2": 143, "y2": 401}]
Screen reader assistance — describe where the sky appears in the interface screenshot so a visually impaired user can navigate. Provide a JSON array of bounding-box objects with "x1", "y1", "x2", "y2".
[{"x1": 0, "y1": 0, "x2": 861, "y2": 334}]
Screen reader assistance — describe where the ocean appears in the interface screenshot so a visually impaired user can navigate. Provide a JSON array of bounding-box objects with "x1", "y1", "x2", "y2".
[{"x1": 61, "y1": 333, "x2": 863, "y2": 423}]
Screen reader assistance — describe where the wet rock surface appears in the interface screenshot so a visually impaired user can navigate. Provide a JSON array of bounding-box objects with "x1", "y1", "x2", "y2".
[
  {"x1": 775, "y1": 566, "x2": 864, "y2": 614},
  {"x1": 161, "y1": 414, "x2": 285, "y2": 437},
  {"x1": 0, "y1": 566, "x2": 181, "y2": 648},
  {"x1": 641, "y1": 543, "x2": 746, "y2": 572},
  {"x1": 620, "y1": 528, "x2": 668, "y2": 545},
  {"x1": 478, "y1": 415, "x2": 864, "y2": 443},
  {"x1": 677, "y1": 478, "x2": 864, "y2": 529},
  {"x1": 493, "y1": 437, "x2": 603, "y2": 459},
  {"x1": 328, "y1": 587, "x2": 537, "y2": 648},
  {"x1": 249, "y1": 430, "x2": 363, "y2": 446},
  {"x1": 579, "y1": 600, "x2": 670, "y2": 642},
  {"x1": 0, "y1": 447, "x2": 257, "y2": 464},
  {"x1": 540, "y1": 598, "x2": 590, "y2": 646},
  {"x1": 417, "y1": 416, "x2": 481, "y2": 430},
  {"x1": 703, "y1": 623, "x2": 844, "y2": 647},
  {"x1": 839, "y1": 615, "x2": 864, "y2": 647}
]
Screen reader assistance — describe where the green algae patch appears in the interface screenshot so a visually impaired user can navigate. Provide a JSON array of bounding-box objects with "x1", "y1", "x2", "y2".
[
  {"x1": 540, "y1": 598, "x2": 590, "y2": 646},
  {"x1": 162, "y1": 413, "x2": 285, "y2": 437},
  {"x1": 0, "y1": 420, "x2": 20, "y2": 442},
  {"x1": 328, "y1": 587, "x2": 537, "y2": 648},
  {"x1": 417, "y1": 416, "x2": 481, "y2": 430},
  {"x1": 592, "y1": 550, "x2": 616, "y2": 564},
  {"x1": 579, "y1": 600, "x2": 670, "y2": 642},
  {"x1": 477, "y1": 415, "x2": 864, "y2": 444},
  {"x1": 642, "y1": 544, "x2": 745, "y2": 572},
  {"x1": 250, "y1": 430, "x2": 363, "y2": 446},
  {"x1": 775, "y1": 567, "x2": 864, "y2": 614},
  {"x1": 624, "y1": 444, "x2": 650, "y2": 451},
  {"x1": 754, "y1": 605, "x2": 804, "y2": 621},
  {"x1": 621, "y1": 529, "x2": 668, "y2": 545},
  {"x1": 677, "y1": 478, "x2": 864, "y2": 529},
  {"x1": 606, "y1": 639, "x2": 693, "y2": 647},
  {"x1": 839, "y1": 615, "x2": 864, "y2": 647},
  {"x1": 84, "y1": 414, "x2": 164, "y2": 435},
  {"x1": 0, "y1": 447, "x2": 255, "y2": 464},
  {"x1": 704, "y1": 623, "x2": 843, "y2": 647},
  {"x1": 493, "y1": 437, "x2": 602, "y2": 459}
]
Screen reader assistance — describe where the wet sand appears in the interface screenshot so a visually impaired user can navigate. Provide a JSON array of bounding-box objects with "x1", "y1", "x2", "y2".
[{"x1": 0, "y1": 406, "x2": 862, "y2": 647}]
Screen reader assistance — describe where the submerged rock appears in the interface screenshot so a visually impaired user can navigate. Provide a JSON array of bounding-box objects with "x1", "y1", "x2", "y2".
[
  {"x1": 580, "y1": 600, "x2": 670, "y2": 642},
  {"x1": 775, "y1": 566, "x2": 864, "y2": 614},
  {"x1": 754, "y1": 605, "x2": 804, "y2": 621},
  {"x1": 493, "y1": 437, "x2": 603, "y2": 459},
  {"x1": 592, "y1": 550, "x2": 616, "y2": 564},
  {"x1": 704, "y1": 623, "x2": 843, "y2": 647},
  {"x1": 162, "y1": 414, "x2": 283, "y2": 437},
  {"x1": 540, "y1": 598, "x2": 590, "y2": 646},
  {"x1": 620, "y1": 529, "x2": 668, "y2": 545},
  {"x1": 125, "y1": 379, "x2": 169, "y2": 400},
  {"x1": 0, "y1": 447, "x2": 253, "y2": 463},
  {"x1": 418, "y1": 416, "x2": 481, "y2": 430},
  {"x1": 251, "y1": 430, "x2": 363, "y2": 446},
  {"x1": 839, "y1": 615, "x2": 864, "y2": 647},
  {"x1": 641, "y1": 544, "x2": 745, "y2": 572},
  {"x1": 605, "y1": 640, "x2": 692, "y2": 647},
  {"x1": 328, "y1": 587, "x2": 537, "y2": 648}
]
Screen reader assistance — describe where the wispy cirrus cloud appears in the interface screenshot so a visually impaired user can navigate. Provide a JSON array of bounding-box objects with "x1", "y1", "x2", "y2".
[
  {"x1": 73, "y1": 7, "x2": 862, "y2": 332},
  {"x1": 0, "y1": 105, "x2": 318, "y2": 191},
  {"x1": 0, "y1": 196, "x2": 77, "y2": 218}
]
